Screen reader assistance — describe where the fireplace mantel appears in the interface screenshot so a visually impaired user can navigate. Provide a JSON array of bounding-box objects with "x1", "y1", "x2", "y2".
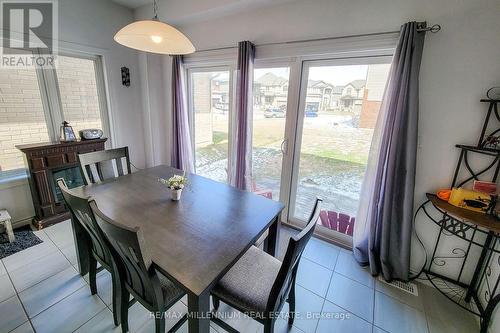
[{"x1": 17, "y1": 139, "x2": 107, "y2": 229}]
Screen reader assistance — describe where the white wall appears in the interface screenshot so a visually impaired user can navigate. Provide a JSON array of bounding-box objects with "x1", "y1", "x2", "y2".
[
  {"x1": 135, "y1": 0, "x2": 500, "y2": 330},
  {"x1": 0, "y1": 181, "x2": 34, "y2": 227},
  {"x1": 59, "y1": 0, "x2": 145, "y2": 165},
  {"x1": 0, "y1": 0, "x2": 146, "y2": 223}
]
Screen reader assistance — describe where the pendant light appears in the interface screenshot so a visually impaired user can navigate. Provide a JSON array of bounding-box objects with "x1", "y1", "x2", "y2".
[{"x1": 114, "y1": 0, "x2": 195, "y2": 55}]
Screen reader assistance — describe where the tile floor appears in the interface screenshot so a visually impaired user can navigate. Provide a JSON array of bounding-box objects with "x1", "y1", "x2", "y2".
[{"x1": 0, "y1": 221, "x2": 479, "y2": 333}]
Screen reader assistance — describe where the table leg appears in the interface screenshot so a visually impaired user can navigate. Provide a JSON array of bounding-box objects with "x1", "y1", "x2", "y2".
[
  {"x1": 187, "y1": 292, "x2": 210, "y2": 333},
  {"x1": 263, "y1": 216, "x2": 280, "y2": 257},
  {"x1": 70, "y1": 214, "x2": 90, "y2": 276}
]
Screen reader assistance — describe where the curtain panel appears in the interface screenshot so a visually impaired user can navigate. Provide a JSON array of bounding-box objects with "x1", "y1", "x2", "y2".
[
  {"x1": 170, "y1": 55, "x2": 194, "y2": 173},
  {"x1": 353, "y1": 22, "x2": 426, "y2": 281},
  {"x1": 231, "y1": 41, "x2": 255, "y2": 190}
]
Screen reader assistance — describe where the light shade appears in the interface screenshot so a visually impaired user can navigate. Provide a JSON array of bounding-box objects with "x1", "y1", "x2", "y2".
[{"x1": 114, "y1": 20, "x2": 195, "y2": 55}]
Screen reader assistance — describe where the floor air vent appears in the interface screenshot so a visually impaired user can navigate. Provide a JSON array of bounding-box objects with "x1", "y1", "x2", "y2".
[{"x1": 378, "y1": 277, "x2": 419, "y2": 296}]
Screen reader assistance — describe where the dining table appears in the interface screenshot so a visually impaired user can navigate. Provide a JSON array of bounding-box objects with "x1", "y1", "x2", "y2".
[{"x1": 70, "y1": 165, "x2": 285, "y2": 333}]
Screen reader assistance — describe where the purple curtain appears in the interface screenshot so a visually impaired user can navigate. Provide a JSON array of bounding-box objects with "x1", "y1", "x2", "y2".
[
  {"x1": 353, "y1": 22, "x2": 426, "y2": 281},
  {"x1": 231, "y1": 41, "x2": 255, "y2": 190},
  {"x1": 170, "y1": 55, "x2": 194, "y2": 173}
]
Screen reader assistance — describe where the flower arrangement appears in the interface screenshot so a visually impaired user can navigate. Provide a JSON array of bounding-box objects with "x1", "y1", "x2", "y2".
[
  {"x1": 158, "y1": 173, "x2": 187, "y2": 190},
  {"x1": 158, "y1": 172, "x2": 188, "y2": 200}
]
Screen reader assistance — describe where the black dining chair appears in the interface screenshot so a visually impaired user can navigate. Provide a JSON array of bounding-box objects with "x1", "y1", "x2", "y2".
[
  {"x1": 78, "y1": 147, "x2": 131, "y2": 184},
  {"x1": 57, "y1": 178, "x2": 122, "y2": 326},
  {"x1": 90, "y1": 200, "x2": 187, "y2": 333},
  {"x1": 211, "y1": 198, "x2": 322, "y2": 333}
]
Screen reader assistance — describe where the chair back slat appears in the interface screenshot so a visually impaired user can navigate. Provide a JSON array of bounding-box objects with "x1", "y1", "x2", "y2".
[
  {"x1": 267, "y1": 198, "x2": 322, "y2": 313},
  {"x1": 338, "y1": 213, "x2": 351, "y2": 234},
  {"x1": 329, "y1": 211, "x2": 339, "y2": 231},
  {"x1": 115, "y1": 157, "x2": 124, "y2": 177},
  {"x1": 90, "y1": 201, "x2": 161, "y2": 305},
  {"x1": 97, "y1": 159, "x2": 116, "y2": 181},
  {"x1": 56, "y1": 179, "x2": 112, "y2": 266},
  {"x1": 78, "y1": 147, "x2": 131, "y2": 184}
]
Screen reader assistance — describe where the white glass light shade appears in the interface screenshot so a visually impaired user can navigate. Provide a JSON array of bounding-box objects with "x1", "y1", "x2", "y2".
[{"x1": 114, "y1": 20, "x2": 195, "y2": 55}]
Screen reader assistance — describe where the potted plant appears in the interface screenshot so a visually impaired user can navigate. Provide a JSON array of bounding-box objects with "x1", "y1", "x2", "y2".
[{"x1": 158, "y1": 173, "x2": 187, "y2": 201}]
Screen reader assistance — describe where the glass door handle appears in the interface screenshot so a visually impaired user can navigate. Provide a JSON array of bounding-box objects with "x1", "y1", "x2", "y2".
[{"x1": 281, "y1": 139, "x2": 288, "y2": 155}]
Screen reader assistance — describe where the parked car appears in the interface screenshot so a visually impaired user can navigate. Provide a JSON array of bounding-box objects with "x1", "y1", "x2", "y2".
[
  {"x1": 305, "y1": 110, "x2": 318, "y2": 117},
  {"x1": 264, "y1": 107, "x2": 285, "y2": 118},
  {"x1": 305, "y1": 103, "x2": 319, "y2": 117}
]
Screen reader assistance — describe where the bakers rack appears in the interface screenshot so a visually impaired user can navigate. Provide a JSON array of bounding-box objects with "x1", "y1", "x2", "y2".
[{"x1": 416, "y1": 99, "x2": 500, "y2": 332}]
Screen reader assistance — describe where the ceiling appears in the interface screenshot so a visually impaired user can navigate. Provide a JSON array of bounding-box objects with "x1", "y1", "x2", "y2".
[
  {"x1": 112, "y1": 0, "x2": 299, "y2": 23},
  {"x1": 118, "y1": 0, "x2": 299, "y2": 26}
]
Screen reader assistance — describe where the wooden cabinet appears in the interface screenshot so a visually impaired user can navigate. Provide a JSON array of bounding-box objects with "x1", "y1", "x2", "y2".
[{"x1": 16, "y1": 139, "x2": 107, "y2": 229}]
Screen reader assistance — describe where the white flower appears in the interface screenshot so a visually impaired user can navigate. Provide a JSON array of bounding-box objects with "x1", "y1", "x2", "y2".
[{"x1": 158, "y1": 174, "x2": 188, "y2": 190}]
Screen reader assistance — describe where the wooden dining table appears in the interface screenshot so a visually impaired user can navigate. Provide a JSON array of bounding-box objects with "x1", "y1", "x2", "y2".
[{"x1": 70, "y1": 165, "x2": 284, "y2": 333}]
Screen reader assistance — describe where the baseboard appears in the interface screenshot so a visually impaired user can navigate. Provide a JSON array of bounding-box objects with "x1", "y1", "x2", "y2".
[{"x1": 11, "y1": 217, "x2": 34, "y2": 229}]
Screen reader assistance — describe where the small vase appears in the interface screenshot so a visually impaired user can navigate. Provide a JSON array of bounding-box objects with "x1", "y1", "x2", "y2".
[{"x1": 171, "y1": 188, "x2": 182, "y2": 201}]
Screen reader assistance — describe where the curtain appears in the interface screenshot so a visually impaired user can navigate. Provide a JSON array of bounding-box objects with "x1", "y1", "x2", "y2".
[
  {"x1": 231, "y1": 41, "x2": 255, "y2": 190},
  {"x1": 170, "y1": 55, "x2": 194, "y2": 173},
  {"x1": 353, "y1": 22, "x2": 426, "y2": 281}
]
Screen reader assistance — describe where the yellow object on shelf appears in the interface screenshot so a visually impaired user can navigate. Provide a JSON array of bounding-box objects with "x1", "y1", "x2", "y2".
[{"x1": 448, "y1": 188, "x2": 492, "y2": 213}]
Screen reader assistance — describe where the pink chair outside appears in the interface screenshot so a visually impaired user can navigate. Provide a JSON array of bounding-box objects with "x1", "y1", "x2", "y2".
[
  {"x1": 251, "y1": 179, "x2": 273, "y2": 199},
  {"x1": 253, "y1": 189, "x2": 273, "y2": 199},
  {"x1": 319, "y1": 210, "x2": 355, "y2": 236}
]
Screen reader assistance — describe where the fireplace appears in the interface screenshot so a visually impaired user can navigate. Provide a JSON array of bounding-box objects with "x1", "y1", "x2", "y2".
[
  {"x1": 51, "y1": 166, "x2": 85, "y2": 203},
  {"x1": 17, "y1": 139, "x2": 107, "y2": 229}
]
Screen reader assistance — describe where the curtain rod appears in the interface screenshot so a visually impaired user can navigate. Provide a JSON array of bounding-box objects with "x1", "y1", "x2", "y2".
[{"x1": 194, "y1": 23, "x2": 441, "y2": 53}]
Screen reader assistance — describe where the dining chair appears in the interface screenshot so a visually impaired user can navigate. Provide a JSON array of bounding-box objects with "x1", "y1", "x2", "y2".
[
  {"x1": 90, "y1": 200, "x2": 187, "y2": 333},
  {"x1": 78, "y1": 147, "x2": 131, "y2": 184},
  {"x1": 57, "y1": 178, "x2": 121, "y2": 326},
  {"x1": 211, "y1": 198, "x2": 322, "y2": 333}
]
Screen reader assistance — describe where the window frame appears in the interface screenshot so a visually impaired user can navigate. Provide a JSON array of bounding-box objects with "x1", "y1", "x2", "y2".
[
  {"x1": 51, "y1": 51, "x2": 112, "y2": 144},
  {"x1": 0, "y1": 47, "x2": 113, "y2": 180}
]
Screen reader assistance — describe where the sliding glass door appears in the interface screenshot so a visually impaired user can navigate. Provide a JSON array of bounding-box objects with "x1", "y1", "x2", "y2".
[
  {"x1": 251, "y1": 67, "x2": 290, "y2": 200},
  {"x1": 288, "y1": 58, "x2": 391, "y2": 244},
  {"x1": 185, "y1": 56, "x2": 392, "y2": 246}
]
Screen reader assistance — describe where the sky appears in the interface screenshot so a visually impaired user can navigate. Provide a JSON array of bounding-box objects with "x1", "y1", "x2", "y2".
[{"x1": 254, "y1": 65, "x2": 369, "y2": 86}]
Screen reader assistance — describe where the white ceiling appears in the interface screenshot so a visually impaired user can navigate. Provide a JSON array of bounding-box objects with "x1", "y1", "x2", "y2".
[
  {"x1": 111, "y1": 0, "x2": 151, "y2": 9},
  {"x1": 130, "y1": 0, "x2": 298, "y2": 26}
]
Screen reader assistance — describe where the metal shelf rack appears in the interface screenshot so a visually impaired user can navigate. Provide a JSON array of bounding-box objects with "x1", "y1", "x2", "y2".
[{"x1": 416, "y1": 100, "x2": 500, "y2": 332}]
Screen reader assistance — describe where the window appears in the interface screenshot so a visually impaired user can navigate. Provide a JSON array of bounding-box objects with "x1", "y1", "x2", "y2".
[
  {"x1": 0, "y1": 52, "x2": 110, "y2": 174},
  {"x1": 189, "y1": 69, "x2": 231, "y2": 183},
  {"x1": 55, "y1": 55, "x2": 104, "y2": 135},
  {"x1": 0, "y1": 65, "x2": 50, "y2": 171}
]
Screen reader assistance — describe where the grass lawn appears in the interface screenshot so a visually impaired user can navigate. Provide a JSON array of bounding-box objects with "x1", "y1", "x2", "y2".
[{"x1": 194, "y1": 110, "x2": 373, "y2": 216}]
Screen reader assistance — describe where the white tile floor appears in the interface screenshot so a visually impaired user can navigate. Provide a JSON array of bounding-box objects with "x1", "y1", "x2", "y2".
[{"x1": 0, "y1": 221, "x2": 479, "y2": 333}]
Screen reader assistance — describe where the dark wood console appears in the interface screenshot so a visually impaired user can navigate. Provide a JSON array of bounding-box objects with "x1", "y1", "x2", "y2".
[{"x1": 16, "y1": 139, "x2": 107, "y2": 229}]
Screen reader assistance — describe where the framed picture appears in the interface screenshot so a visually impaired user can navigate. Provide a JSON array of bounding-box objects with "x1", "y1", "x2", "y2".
[{"x1": 60, "y1": 121, "x2": 76, "y2": 142}]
